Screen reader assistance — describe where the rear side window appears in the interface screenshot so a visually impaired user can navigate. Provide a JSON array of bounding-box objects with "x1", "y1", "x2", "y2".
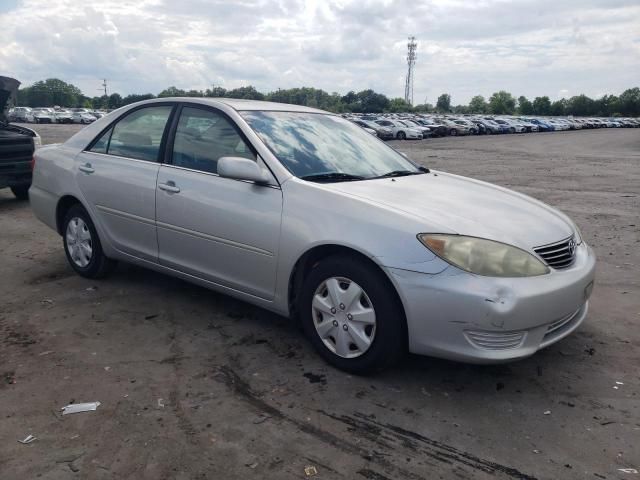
[
  {"x1": 171, "y1": 107, "x2": 255, "y2": 174},
  {"x1": 99, "y1": 106, "x2": 173, "y2": 162}
]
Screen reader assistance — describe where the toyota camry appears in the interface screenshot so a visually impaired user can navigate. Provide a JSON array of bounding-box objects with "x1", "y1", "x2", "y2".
[{"x1": 30, "y1": 98, "x2": 596, "y2": 373}]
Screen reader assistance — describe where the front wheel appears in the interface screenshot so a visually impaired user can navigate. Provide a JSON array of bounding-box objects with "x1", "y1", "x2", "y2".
[
  {"x1": 299, "y1": 255, "x2": 406, "y2": 374},
  {"x1": 10, "y1": 185, "x2": 29, "y2": 200},
  {"x1": 63, "y1": 204, "x2": 116, "y2": 278},
  {"x1": 396, "y1": 131, "x2": 406, "y2": 140}
]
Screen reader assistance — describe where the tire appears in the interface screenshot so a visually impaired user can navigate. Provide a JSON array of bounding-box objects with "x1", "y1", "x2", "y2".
[
  {"x1": 62, "y1": 204, "x2": 116, "y2": 278},
  {"x1": 509, "y1": 127, "x2": 515, "y2": 134},
  {"x1": 299, "y1": 254, "x2": 406, "y2": 374},
  {"x1": 396, "y1": 131, "x2": 406, "y2": 140},
  {"x1": 449, "y1": 129, "x2": 457, "y2": 136},
  {"x1": 10, "y1": 185, "x2": 29, "y2": 200}
]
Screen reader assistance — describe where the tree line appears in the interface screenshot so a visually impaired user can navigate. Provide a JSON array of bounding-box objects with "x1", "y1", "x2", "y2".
[{"x1": 15, "y1": 78, "x2": 640, "y2": 117}]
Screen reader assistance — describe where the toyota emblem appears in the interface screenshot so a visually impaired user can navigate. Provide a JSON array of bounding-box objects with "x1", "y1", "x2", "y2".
[{"x1": 568, "y1": 239, "x2": 577, "y2": 256}]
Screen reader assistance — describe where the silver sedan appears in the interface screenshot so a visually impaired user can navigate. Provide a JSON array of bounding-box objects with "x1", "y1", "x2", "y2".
[{"x1": 30, "y1": 98, "x2": 596, "y2": 373}]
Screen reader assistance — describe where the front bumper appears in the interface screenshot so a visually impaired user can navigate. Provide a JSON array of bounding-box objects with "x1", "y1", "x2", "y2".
[{"x1": 386, "y1": 242, "x2": 596, "y2": 363}]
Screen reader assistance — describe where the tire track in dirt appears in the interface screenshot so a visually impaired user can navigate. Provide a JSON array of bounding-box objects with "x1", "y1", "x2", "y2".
[{"x1": 212, "y1": 364, "x2": 538, "y2": 480}]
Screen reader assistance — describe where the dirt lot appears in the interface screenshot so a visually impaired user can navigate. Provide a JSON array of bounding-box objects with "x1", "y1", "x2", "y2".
[{"x1": 1, "y1": 126, "x2": 638, "y2": 479}]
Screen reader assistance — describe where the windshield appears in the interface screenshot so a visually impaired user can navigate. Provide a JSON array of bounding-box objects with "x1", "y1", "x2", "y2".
[{"x1": 241, "y1": 111, "x2": 420, "y2": 180}]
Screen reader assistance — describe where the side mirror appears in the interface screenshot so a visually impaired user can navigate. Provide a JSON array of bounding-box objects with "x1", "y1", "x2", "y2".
[{"x1": 218, "y1": 157, "x2": 271, "y2": 184}]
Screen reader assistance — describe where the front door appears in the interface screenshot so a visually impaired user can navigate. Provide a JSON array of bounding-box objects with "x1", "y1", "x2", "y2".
[{"x1": 156, "y1": 105, "x2": 282, "y2": 300}]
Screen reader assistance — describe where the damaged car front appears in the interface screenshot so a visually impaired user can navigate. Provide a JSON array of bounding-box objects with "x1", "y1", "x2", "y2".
[{"x1": 0, "y1": 76, "x2": 41, "y2": 199}]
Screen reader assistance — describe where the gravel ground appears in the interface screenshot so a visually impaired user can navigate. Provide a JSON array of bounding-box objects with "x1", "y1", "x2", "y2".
[{"x1": 1, "y1": 125, "x2": 638, "y2": 479}]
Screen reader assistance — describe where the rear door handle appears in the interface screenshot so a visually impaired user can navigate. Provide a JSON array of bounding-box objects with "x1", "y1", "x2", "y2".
[
  {"x1": 158, "y1": 181, "x2": 180, "y2": 194},
  {"x1": 79, "y1": 163, "x2": 94, "y2": 174}
]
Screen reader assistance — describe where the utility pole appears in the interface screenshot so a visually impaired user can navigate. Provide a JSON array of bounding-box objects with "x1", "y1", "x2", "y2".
[
  {"x1": 100, "y1": 79, "x2": 108, "y2": 97},
  {"x1": 404, "y1": 36, "x2": 417, "y2": 106}
]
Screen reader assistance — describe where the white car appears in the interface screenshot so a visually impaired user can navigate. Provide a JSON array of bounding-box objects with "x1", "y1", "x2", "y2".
[
  {"x1": 29, "y1": 98, "x2": 595, "y2": 373},
  {"x1": 375, "y1": 119, "x2": 422, "y2": 139},
  {"x1": 8, "y1": 106, "x2": 33, "y2": 123},
  {"x1": 501, "y1": 119, "x2": 527, "y2": 133},
  {"x1": 547, "y1": 120, "x2": 570, "y2": 131},
  {"x1": 54, "y1": 109, "x2": 74, "y2": 124},
  {"x1": 71, "y1": 112, "x2": 97, "y2": 124}
]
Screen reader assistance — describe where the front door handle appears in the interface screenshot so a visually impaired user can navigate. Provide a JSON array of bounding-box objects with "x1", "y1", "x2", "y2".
[
  {"x1": 158, "y1": 181, "x2": 180, "y2": 194},
  {"x1": 79, "y1": 163, "x2": 94, "y2": 174}
]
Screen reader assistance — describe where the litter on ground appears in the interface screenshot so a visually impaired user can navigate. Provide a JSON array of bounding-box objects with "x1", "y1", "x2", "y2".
[{"x1": 61, "y1": 402, "x2": 101, "y2": 415}]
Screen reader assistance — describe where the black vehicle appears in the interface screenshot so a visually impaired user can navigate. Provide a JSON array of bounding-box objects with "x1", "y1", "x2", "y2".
[{"x1": 0, "y1": 76, "x2": 40, "y2": 199}]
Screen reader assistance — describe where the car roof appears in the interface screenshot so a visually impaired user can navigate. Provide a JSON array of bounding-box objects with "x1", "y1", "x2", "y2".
[{"x1": 149, "y1": 97, "x2": 327, "y2": 114}]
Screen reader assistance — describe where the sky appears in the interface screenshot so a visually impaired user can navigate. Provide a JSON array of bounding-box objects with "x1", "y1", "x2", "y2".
[{"x1": 0, "y1": 0, "x2": 639, "y2": 104}]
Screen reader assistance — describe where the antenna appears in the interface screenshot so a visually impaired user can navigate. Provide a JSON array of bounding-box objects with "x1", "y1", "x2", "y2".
[{"x1": 404, "y1": 36, "x2": 417, "y2": 106}]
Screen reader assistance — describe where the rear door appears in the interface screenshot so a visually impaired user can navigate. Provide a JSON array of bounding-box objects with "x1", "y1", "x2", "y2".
[
  {"x1": 155, "y1": 104, "x2": 282, "y2": 300},
  {"x1": 77, "y1": 104, "x2": 174, "y2": 262}
]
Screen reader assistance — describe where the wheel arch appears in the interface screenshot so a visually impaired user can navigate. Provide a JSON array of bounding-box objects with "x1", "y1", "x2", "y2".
[
  {"x1": 55, "y1": 195, "x2": 84, "y2": 234},
  {"x1": 287, "y1": 244, "x2": 408, "y2": 343}
]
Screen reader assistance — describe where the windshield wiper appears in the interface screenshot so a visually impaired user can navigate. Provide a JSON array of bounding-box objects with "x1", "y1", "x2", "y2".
[
  {"x1": 373, "y1": 170, "x2": 424, "y2": 179},
  {"x1": 300, "y1": 172, "x2": 366, "y2": 182}
]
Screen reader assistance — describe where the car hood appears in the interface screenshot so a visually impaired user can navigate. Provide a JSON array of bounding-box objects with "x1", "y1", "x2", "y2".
[
  {"x1": 324, "y1": 171, "x2": 574, "y2": 250},
  {"x1": 0, "y1": 76, "x2": 20, "y2": 123}
]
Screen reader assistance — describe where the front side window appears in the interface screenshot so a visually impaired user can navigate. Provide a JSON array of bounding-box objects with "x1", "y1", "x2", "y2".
[
  {"x1": 171, "y1": 107, "x2": 255, "y2": 174},
  {"x1": 241, "y1": 111, "x2": 419, "y2": 180},
  {"x1": 106, "y1": 106, "x2": 172, "y2": 162},
  {"x1": 89, "y1": 127, "x2": 112, "y2": 154}
]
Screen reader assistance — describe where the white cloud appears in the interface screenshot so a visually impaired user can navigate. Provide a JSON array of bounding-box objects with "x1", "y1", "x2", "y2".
[{"x1": 0, "y1": 0, "x2": 638, "y2": 103}]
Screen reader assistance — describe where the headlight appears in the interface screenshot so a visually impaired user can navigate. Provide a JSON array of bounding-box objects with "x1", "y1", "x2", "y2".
[{"x1": 418, "y1": 234, "x2": 549, "y2": 277}]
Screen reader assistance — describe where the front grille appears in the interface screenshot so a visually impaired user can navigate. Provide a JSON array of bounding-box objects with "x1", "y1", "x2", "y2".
[
  {"x1": 533, "y1": 236, "x2": 577, "y2": 269},
  {"x1": 465, "y1": 330, "x2": 525, "y2": 350}
]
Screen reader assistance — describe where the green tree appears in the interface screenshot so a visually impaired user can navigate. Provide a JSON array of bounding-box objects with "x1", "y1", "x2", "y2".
[
  {"x1": 550, "y1": 99, "x2": 567, "y2": 116},
  {"x1": 226, "y1": 86, "x2": 264, "y2": 100},
  {"x1": 468, "y1": 95, "x2": 488, "y2": 113},
  {"x1": 594, "y1": 94, "x2": 619, "y2": 116},
  {"x1": 17, "y1": 78, "x2": 83, "y2": 107},
  {"x1": 355, "y1": 89, "x2": 390, "y2": 113},
  {"x1": 413, "y1": 103, "x2": 434, "y2": 113},
  {"x1": 617, "y1": 87, "x2": 640, "y2": 116},
  {"x1": 158, "y1": 86, "x2": 186, "y2": 97},
  {"x1": 435, "y1": 93, "x2": 451, "y2": 113},
  {"x1": 121, "y1": 93, "x2": 156, "y2": 106},
  {"x1": 452, "y1": 104, "x2": 469, "y2": 114},
  {"x1": 532, "y1": 96, "x2": 552, "y2": 115},
  {"x1": 517, "y1": 96, "x2": 534, "y2": 115},
  {"x1": 205, "y1": 86, "x2": 227, "y2": 97},
  {"x1": 488, "y1": 90, "x2": 516, "y2": 114},
  {"x1": 565, "y1": 94, "x2": 593, "y2": 116},
  {"x1": 108, "y1": 93, "x2": 123, "y2": 109},
  {"x1": 386, "y1": 97, "x2": 412, "y2": 113}
]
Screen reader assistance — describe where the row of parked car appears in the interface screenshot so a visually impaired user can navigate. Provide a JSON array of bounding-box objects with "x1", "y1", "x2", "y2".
[
  {"x1": 7, "y1": 107, "x2": 107, "y2": 124},
  {"x1": 345, "y1": 113, "x2": 640, "y2": 140}
]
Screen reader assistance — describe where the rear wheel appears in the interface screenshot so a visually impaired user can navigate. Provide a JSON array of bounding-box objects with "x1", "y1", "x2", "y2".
[
  {"x1": 62, "y1": 204, "x2": 116, "y2": 278},
  {"x1": 10, "y1": 185, "x2": 29, "y2": 200},
  {"x1": 449, "y1": 128, "x2": 458, "y2": 136},
  {"x1": 299, "y1": 255, "x2": 406, "y2": 374}
]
